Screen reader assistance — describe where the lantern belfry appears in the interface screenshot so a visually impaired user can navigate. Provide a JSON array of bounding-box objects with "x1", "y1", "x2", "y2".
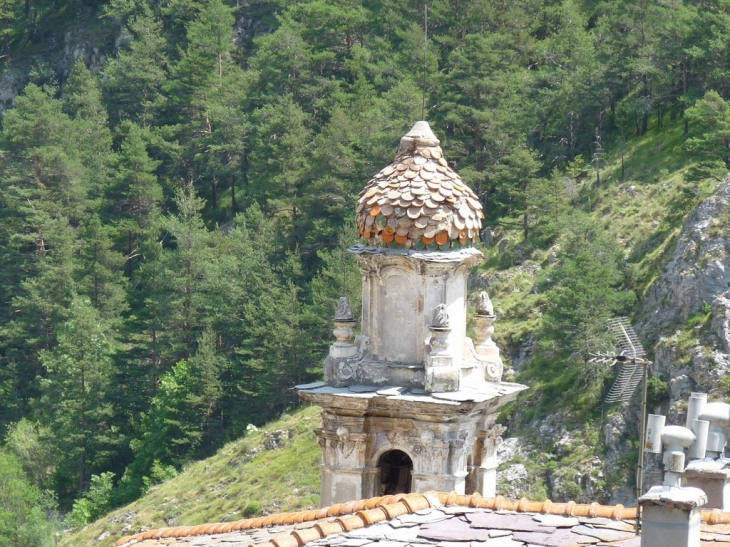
[{"x1": 297, "y1": 121, "x2": 526, "y2": 507}]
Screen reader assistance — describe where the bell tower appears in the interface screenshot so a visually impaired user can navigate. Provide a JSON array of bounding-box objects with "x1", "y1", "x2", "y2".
[{"x1": 297, "y1": 121, "x2": 526, "y2": 506}]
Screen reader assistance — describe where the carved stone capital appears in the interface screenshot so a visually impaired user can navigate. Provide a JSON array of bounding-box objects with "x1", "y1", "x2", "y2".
[{"x1": 481, "y1": 424, "x2": 506, "y2": 450}]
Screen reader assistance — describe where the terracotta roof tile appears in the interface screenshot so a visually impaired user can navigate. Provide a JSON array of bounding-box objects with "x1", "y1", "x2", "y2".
[
  {"x1": 271, "y1": 536, "x2": 298, "y2": 547},
  {"x1": 116, "y1": 492, "x2": 642, "y2": 547},
  {"x1": 117, "y1": 491, "x2": 730, "y2": 547}
]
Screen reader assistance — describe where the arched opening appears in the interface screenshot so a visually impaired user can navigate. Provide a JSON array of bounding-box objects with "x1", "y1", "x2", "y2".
[{"x1": 377, "y1": 450, "x2": 413, "y2": 495}]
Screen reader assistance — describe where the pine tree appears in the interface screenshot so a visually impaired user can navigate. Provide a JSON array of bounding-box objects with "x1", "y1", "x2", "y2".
[
  {"x1": 102, "y1": 7, "x2": 169, "y2": 125},
  {"x1": 63, "y1": 60, "x2": 114, "y2": 202},
  {"x1": 108, "y1": 121, "x2": 163, "y2": 278},
  {"x1": 249, "y1": 94, "x2": 312, "y2": 246},
  {"x1": 1, "y1": 83, "x2": 88, "y2": 220},
  {"x1": 685, "y1": 90, "x2": 730, "y2": 170},
  {"x1": 37, "y1": 297, "x2": 116, "y2": 499},
  {"x1": 540, "y1": 214, "x2": 636, "y2": 359},
  {"x1": 77, "y1": 215, "x2": 128, "y2": 321}
]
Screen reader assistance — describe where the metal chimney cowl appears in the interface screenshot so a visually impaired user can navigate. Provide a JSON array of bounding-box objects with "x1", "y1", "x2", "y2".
[{"x1": 684, "y1": 393, "x2": 730, "y2": 510}]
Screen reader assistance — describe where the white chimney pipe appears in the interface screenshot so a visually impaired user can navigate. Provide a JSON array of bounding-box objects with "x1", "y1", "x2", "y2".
[
  {"x1": 686, "y1": 392, "x2": 707, "y2": 429},
  {"x1": 646, "y1": 414, "x2": 665, "y2": 454},
  {"x1": 688, "y1": 419, "x2": 709, "y2": 460},
  {"x1": 699, "y1": 402, "x2": 730, "y2": 459}
]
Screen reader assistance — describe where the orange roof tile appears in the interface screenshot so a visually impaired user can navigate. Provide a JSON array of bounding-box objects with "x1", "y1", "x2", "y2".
[
  {"x1": 115, "y1": 491, "x2": 730, "y2": 547},
  {"x1": 116, "y1": 492, "x2": 643, "y2": 546}
]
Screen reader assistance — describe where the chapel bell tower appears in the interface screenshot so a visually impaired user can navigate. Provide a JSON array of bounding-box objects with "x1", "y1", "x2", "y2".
[{"x1": 296, "y1": 121, "x2": 526, "y2": 506}]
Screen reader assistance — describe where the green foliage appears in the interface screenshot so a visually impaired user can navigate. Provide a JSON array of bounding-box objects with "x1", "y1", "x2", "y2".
[
  {"x1": 38, "y1": 297, "x2": 117, "y2": 503},
  {"x1": 67, "y1": 471, "x2": 115, "y2": 528},
  {"x1": 685, "y1": 91, "x2": 730, "y2": 171},
  {"x1": 62, "y1": 406, "x2": 322, "y2": 547},
  {"x1": 534, "y1": 214, "x2": 636, "y2": 408},
  {"x1": 0, "y1": 0, "x2": 728, "y2": 529},
  {"x1": 0, "y1": 450, "x2": 57, "y2": 547},
  {"x1": 243, "y1": 501, "x2": 261, "y2": 517},
  {"x1": 142, "y1": 461, "x2": 178, "y2": 492},
  {"x1": 646, "y1": 375, "x2": 670, "y2": 409},
  {"x1": 4, "y1": 419, "x2": 56, "y2": 490}
]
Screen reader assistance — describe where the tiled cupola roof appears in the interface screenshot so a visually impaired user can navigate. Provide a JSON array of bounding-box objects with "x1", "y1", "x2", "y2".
[{"x1": 356, "y1": 121, "x2": 484, "y2": 250}]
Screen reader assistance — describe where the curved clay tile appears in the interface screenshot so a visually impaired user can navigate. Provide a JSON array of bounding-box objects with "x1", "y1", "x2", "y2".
[
  {"x1": 356, "y1": 121, "x2": 484, "y2": 250},
  {"x1": 116, "y1": 491, "x2": 646, "y2": 547}
]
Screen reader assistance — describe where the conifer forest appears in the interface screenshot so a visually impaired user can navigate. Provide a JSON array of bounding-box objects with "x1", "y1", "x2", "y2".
[{"x1": 2, "y1": 0, "x2": 730, "y2": 543}]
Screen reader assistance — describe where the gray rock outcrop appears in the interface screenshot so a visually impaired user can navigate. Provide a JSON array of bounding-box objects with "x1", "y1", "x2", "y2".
[{"x1": 640, "y1": 177, "x2": 730, "y2": 340}]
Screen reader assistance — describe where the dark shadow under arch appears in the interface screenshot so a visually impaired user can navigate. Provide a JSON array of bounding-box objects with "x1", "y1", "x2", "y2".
[{"x1": 377, "y1": 449, "x2": 413, "y2": 495}]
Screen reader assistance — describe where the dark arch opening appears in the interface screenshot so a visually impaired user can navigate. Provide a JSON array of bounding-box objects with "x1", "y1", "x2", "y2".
[{"x1": 377, "y1": 450, "x2": 413, "y2": 495}]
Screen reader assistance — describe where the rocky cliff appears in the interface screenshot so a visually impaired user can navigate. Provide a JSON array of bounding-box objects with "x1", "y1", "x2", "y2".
[
  {"x1": 496, "y1": 176, "x2": 730, "y2": 506},
  {"x1": 640, "y1": 177, "x2": 730, "y2": 417}
]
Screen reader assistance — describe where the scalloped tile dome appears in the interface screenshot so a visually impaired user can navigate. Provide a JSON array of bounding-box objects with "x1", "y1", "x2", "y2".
[{"x1": 356, "y1": 121, "x2": 484, "y2": 250}]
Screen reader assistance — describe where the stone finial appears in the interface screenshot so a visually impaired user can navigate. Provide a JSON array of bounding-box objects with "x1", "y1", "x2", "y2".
[
  {"x1": 328, "y1": 297, "x2": 358, "y2": 365},
  {"x1": 334, "y1": 297, "x2": 355, "y2": 322},
  {"x1": 431, "y1": 304, "x2": 450, "y2": 328},
  {"x1": 474, "y1": 299, "x2": 503, "y2": 382},
  {"x1": 476, "y1": 291, "x2": 494, "y2": 316}
]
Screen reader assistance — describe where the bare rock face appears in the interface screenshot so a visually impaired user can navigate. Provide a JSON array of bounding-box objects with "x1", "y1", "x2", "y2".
[
  {"x1": 620, "y1": 176, "x2": 730, "y2": 496},
  {"x1": 636, "y1": 179, "x2": 730, "y2": 465},
  {"x1": 641, "y1": 177, "x2": 730, "y2": 339},
  {"x1": 637, "y1": 178, "x2": 730, "y2": 408}
]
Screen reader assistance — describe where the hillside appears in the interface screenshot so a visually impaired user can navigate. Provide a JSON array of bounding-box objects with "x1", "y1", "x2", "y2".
[
  {"x1": 62, "y1": 115, "x2": 729, "y2": 545},
  {"x1": 61, "y1": 405, "x2": 322, "y2": 547},
  {"x1": 477, "y1": 117, "x2": 726, "y2": 504},
  {"x1": 2, "y1": 1, "x2": 730, "y2": 544}
]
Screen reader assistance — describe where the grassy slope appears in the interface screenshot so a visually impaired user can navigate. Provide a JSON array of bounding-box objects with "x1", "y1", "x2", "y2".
[
  {"x1": 61, "y1": 405, "x2": 322, "y2": 547},
  {"x1": 485, "y1": 118, "x2": 718, "y2": 366}
]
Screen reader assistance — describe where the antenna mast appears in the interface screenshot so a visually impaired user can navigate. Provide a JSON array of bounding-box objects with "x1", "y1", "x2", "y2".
[
  {"x1": 589, "y1": 317, "x2": 651, "y2": 535},
  {"x1": 422, "y1": 4, "x2": 428, "y2": 120}
]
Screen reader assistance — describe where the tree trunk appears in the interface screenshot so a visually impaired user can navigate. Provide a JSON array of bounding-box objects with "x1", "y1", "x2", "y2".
[
  {"x1": 79, "y1": 365, "x2": 87, "y2": 492},
  {"x1": 231, "y1": 175, "x2": 236, "y2": 215},
  {"x1": 523, "y1": 211, "x2": 528, "y2": 240},
  {"x1": 127, "y1": 230, "x2": 133, "y2": 277},
  {"x1": 152, "y1": 329, "x2": 159, "y2": 396}
]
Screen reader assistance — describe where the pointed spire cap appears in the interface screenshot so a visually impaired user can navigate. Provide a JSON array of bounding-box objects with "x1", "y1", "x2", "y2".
[
  {"x1": 356, "y1": 121, "x2": 484, "y2": 251},
  {"x1": 398, "y1": 120, "x2": 440, "y2": 152}
]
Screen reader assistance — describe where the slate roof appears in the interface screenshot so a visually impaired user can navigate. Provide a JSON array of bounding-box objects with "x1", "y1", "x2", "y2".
[
  {"x1": 356, "y1": 121, "x2": 484, "y2": 250},
  {"x1": 117, "y1": 492, "x2": 643, "y2": 547},
  {"x1": 114, "y1": 492, "x2": 730, "y2": 547}
]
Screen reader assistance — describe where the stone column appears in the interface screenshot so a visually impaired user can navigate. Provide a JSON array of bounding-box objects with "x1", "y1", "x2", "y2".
[
  {"x1": 476, "y1": 424, "x2": 506, "y2": 498},
  {"x1": 316, "y1": 420, "x2": 368, "y2": 505},
  {"x1": 325, "y1": 297, "x2": 358, "y2": 385}
]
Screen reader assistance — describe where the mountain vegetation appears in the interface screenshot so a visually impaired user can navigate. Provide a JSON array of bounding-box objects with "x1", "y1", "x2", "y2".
[{"x1": 0, "y1": 0, "x2": 729, "y2": 543}]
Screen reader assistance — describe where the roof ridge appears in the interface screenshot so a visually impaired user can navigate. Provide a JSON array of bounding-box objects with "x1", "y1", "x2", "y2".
[{"x1": 116, "y1": 492, "x2": 650, "y2": 547}]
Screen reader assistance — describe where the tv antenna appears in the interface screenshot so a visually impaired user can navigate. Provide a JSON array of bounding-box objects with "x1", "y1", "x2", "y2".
[
  {"x1": 589, "y1": 317, "x2": 651, "y2": 534},
  {"x1": 422, "y1": 4, "x2": 428, "y2": 120}
]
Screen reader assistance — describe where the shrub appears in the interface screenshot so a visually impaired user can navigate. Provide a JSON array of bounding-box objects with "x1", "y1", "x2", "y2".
[{"x1": 66, "y1": 472, "x2": 115, "y2": 527}]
